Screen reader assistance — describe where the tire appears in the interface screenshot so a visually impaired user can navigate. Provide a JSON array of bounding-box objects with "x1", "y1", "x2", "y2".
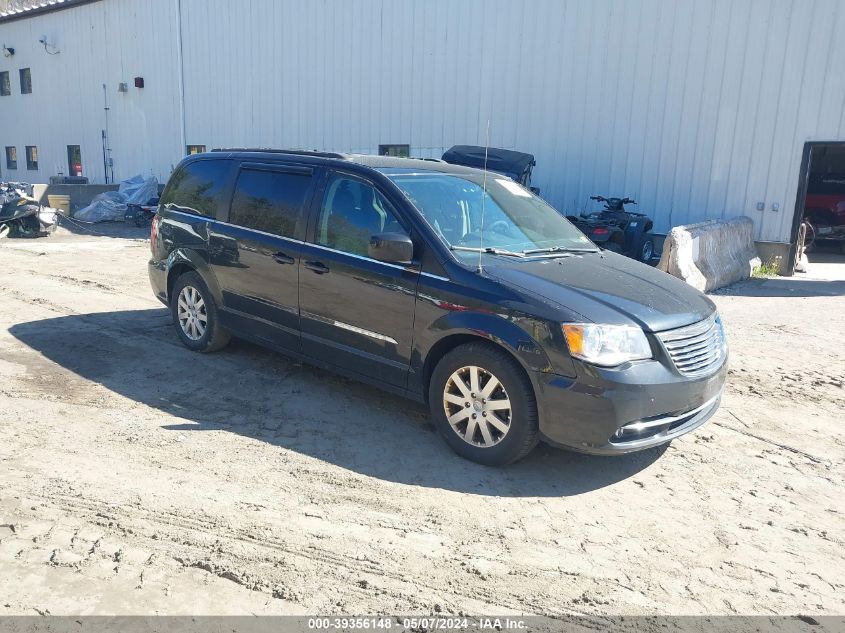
[
  {"x1": 638, "y1": 236, "x2": 654, "y2": 262},
  {"x1": 170, "y1": 271, "x2": 231, "y2": 353},
  {"x1": 428, "y1": 342, "x2": 539, "y2": 466}
]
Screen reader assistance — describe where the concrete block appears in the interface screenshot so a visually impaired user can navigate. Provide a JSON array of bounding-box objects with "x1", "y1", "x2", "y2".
[
  {"x1": 30, "y1": 183, "x2": 120, "y2": 212},
  {"x1": 657, "y1": 217, "x2": 761, "y2": 292}
]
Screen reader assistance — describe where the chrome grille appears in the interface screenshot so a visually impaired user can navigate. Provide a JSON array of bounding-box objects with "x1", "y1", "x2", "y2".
[{"x1": 657, "y1": 315, "x2": 726, "y2": 376}]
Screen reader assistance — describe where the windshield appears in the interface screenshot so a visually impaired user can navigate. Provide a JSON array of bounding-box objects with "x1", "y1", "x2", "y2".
[{"x1": 381, "y1": 170, "x2": 595, "y2": 258}]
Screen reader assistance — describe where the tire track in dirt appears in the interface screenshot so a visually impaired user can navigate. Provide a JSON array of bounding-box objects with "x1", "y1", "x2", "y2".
[
  {"x1": 5, "y1": 289, "x2": 73, "y2": 315},
  {"x1": 727, "y1": 366, "x2": 845, "y2": 411},
  {"x1": 24, "y1": 490, "x2": 589, "y2": 618},
  {"x1": 22, "y1": 270, "x2": 124, "y2": 295}
]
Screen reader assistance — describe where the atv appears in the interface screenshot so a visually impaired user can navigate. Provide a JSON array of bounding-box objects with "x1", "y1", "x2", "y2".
[
  {"x1": 0, "y1": 181, "x2": 56, "y2": 238},
  {"x1": 567, "y1": 196, "x2": 655, "y2": 262}
]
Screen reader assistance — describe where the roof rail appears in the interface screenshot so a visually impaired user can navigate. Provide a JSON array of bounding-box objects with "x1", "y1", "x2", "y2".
[{"x1": 210, "y1": 148, "x2": 349, "y2": 159}]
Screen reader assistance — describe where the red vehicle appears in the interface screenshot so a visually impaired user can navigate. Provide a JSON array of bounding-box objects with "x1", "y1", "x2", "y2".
[{"x1": 804, "y1": 173, "x2": 845, "y2": 249}]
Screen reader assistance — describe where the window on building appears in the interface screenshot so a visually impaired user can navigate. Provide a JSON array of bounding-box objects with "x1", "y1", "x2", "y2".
[
  {"x1": 0, "y1": 71, "x2": 10, "y2": 96},
  {"x1": 159, "y1": 159, "x2": 230, "y2": 218},
  {"x1": 229, "y1": 168, "x2": 314, "y2": 239},
  {"x1": 186, "y1": 145, "x2": 206, "y2": 155},
  {"x1": 379, "y1": 144, "x2": 410, "y2": 158},
  {"x1": 5, "y1": 146, "x2": 17, "y2": 170},
  {"x1": 25, "y1": 145, "x2": 38, "y2": 170},
  {"x1": 19, "y1": 68, "x2": 32, "y2": 94},
  {"x1": 67, "y1": 145, "x2": 82, "y2": 176}
]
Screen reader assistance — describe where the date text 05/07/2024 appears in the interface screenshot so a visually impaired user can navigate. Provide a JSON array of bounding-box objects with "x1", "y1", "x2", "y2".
[{"x1": 307, "y1": 617, "x2": 528, "y2": 631}]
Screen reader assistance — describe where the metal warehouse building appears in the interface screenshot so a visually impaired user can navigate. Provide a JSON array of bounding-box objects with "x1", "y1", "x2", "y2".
[{"x1": 1, "y1": 0, "x2": 844, "y2": 258}]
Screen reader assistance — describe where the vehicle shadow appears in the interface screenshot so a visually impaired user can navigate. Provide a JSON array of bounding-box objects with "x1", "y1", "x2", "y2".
[
  {"x1": 712, "y1": 276, "x2": 845, "y2": 298},
  {"x1": 8, "y1": 309, "x2": 667, "y2": 497},
  {"x1": 54, "y1": 217, "x2": 150, "y2": 240}
]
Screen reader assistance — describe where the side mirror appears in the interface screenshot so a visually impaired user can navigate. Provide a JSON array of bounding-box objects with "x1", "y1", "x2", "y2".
[{"x1": 368, "y1": 232, "x2": 414, "y2": 264}]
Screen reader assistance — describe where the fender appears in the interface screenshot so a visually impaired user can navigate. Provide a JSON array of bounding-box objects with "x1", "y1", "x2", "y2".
[
  {"x1": 437, "y1": 311, "x2": 553, "y2": 370},
  {"x1": 165, "y1": 248, "x2": 224, "y2": 305},
  {"x1": 414, "y1": 310, "x2": 562, "y2": 395}
]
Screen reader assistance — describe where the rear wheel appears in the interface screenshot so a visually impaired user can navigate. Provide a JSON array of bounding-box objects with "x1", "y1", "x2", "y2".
[
  {"x1": 170, "y1": 271, "x2": 230, "y2": 352},
  {"x1": 638, "y1": 236, "x2": 654, "y2": 262},
  {"x1": 428, "y1": 343, "x2": 539, "y2": 466}
]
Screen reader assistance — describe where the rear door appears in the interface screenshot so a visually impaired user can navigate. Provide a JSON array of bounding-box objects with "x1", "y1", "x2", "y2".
[
  {"x1": 210, "y1": 162, "x2": 318, "y2": 353},
  {"x1": 298, "y1": 170, "x2": 419, "y2": 388}
]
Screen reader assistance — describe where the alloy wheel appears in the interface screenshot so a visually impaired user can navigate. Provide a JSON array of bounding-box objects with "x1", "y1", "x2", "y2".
[
  {"x1": 443, "y1": 365, "x2": 512, "y2": 447},
  {"x1": 177, "y1": 285, "x2": 207, "y2": 341}
]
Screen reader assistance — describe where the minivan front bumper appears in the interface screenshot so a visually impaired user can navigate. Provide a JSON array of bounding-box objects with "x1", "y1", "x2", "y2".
[{"x1": 534, "y1": 356, "x2": 728, "y2": 454}]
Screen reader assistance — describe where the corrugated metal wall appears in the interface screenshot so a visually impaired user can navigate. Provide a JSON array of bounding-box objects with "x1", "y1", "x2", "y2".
[
  {"x1": 0, "y1": 0, "x2": 181, "y2": 182},
  {"x1": 2, "y1": 0, "x2": 844, "y2": 242}
]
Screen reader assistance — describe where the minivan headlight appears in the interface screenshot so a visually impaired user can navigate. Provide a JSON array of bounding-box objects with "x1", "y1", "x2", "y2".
[{"x1": 562, "y1": 323, "x2": 652, "y2": 367}]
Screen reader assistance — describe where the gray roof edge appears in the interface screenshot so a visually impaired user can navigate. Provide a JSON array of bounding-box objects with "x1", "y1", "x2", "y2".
[{"x1": 0, "y1": 0, "x2": 101, "y2": 24}]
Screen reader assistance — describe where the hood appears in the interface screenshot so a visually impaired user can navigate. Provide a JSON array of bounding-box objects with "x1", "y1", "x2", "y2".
[{"x1": 484, "y1": 251, "x2": 715, "y2": 332}]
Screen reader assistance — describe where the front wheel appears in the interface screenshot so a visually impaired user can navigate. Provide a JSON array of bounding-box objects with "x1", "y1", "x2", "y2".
[
  {"x1": 428, "y1": 343, "x2": 539, "y2": 466},
  {"x1": 170, "y1": 271, "x2": 231, "y2": 352}
]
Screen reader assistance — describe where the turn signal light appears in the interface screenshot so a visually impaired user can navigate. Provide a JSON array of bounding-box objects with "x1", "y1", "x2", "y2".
[{"x1": 562, "y1": 324, "x2": 585, "y2": 355}]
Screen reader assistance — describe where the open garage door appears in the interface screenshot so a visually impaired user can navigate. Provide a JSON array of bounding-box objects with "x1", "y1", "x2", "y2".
[{"x1": 790, "y1": 143, "x2": 845, "y2": 271}]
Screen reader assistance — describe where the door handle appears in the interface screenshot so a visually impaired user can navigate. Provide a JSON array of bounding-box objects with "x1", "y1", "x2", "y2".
[
  {"x1": 305, "y1": 260, "x2": 330, "y2": 274},
  {"x1": 272, "y1": 252, "x2": 295, "y2": 265}
]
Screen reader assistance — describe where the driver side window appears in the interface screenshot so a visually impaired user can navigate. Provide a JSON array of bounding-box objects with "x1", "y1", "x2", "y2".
[{"x1": 316, "y1": 174, "x2": 404, "y2": 257}]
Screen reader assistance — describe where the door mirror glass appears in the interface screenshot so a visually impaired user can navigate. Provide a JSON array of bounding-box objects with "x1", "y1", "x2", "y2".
[{"x1": 368, "y1": 232, "x2": 413, "y2": 264}]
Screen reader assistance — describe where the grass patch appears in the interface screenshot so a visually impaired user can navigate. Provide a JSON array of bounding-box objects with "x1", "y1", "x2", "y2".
[{"x1": 752, "y1": 259, "x2": 782, "y2": 278}]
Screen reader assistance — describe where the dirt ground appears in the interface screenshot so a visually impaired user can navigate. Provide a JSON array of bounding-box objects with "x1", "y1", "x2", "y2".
[{"x1": 0, "y1": 224, "x2": 843, "y2": 618}]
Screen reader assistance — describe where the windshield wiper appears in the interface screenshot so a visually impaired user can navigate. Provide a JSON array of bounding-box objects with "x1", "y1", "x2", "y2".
[
  {"x1": 521, "y1": 246, "x2": 598, "y2": 255},
  {"x1": 451, "y1": 246, "x2": 525, "y2": 258}
]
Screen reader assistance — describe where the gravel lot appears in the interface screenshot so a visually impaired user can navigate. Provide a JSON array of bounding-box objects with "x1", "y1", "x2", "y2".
[{"x1": 0, "y1": 225, "x2": 843, "y2": 617}]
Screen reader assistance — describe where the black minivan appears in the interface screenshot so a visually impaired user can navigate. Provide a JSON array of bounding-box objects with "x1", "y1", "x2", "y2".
[{"x1": 149, "y1": 150, "x2": 727, "y2": 466}]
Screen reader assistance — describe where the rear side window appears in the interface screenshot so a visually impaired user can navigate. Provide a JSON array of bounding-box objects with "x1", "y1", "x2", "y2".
[
  {"x1": 161, "y1": 159, "x2": 230, "y2": 218},
  {"x1": 229, "y1": 168, "x2": 313, "y2": 239}
]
